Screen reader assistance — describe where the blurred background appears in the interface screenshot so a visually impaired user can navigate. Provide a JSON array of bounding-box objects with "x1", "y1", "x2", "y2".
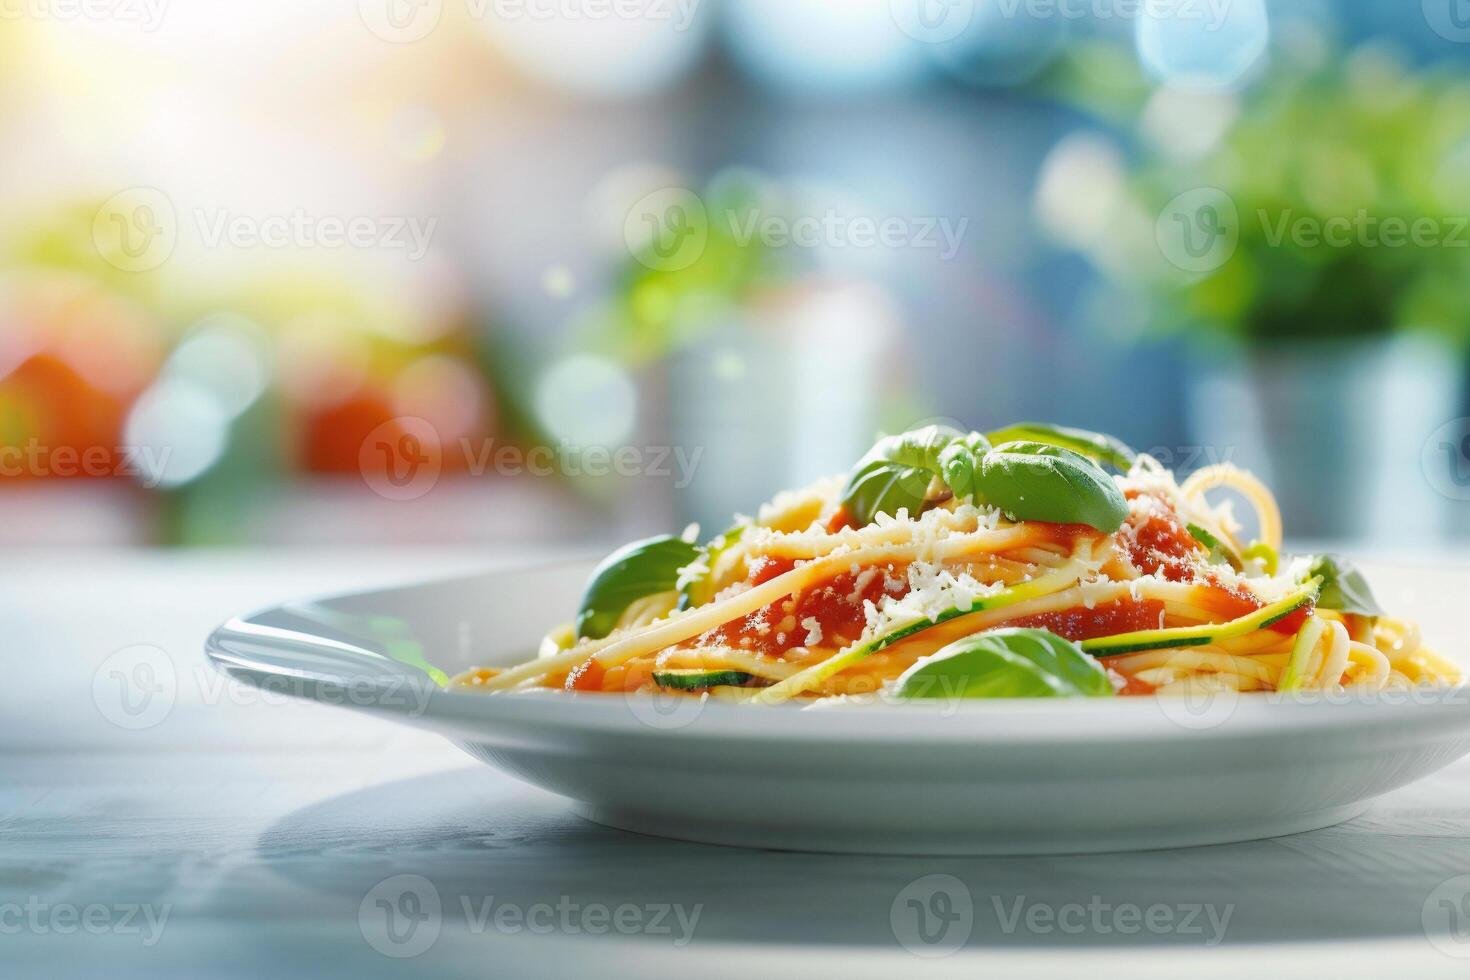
[{"x1": 4, "y1": 0, "x2": 1470, "y2": 551}]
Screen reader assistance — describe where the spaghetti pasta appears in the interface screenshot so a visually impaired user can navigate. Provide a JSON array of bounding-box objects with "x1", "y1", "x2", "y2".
[{"x1": 455, "y1": 423, "x2": 1461, "y2": 703}]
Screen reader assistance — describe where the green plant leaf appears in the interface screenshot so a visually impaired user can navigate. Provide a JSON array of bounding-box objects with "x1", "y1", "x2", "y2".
[
  {"x1": 840, "y1": 425, "x2": 990, "y2": 525},
  {"x1": 1303, "y1": 554, "x2": 1384, "y2": 618},
  {"x1": 983, "y1": 422, "x2": 1136, "y2": 471},
  {"x1": 895, "y1": 628, "x2": 1115, "y2": 699},
  {"x1": 937, "y1": 431, "x2": 991, "y2": 503},
  {"x1": 975, "y1": 441, "x2": 1130, "y2": 532},
  {"x1": 576, "y1": 534, "x2": 700, "y2": 639}
]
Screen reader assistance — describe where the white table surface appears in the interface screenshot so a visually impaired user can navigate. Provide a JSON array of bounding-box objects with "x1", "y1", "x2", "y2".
[{"x1": 5, "y1": 547, "x2": 1470, "y2": 978}]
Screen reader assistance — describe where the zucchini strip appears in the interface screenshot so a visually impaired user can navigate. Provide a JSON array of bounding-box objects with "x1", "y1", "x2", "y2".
[
  {"x1": 652, "y1": 669, "x2": 757, "y2": 690},
  {"x1": 750, "y1": 561, "x2": 1085, "y2": 704},
  {"x1": 1082, "y1": 583, "x2": 1319, "y2": 658}
]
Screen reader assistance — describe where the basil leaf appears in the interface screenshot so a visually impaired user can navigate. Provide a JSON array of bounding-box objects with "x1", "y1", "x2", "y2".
[
  {"x1": 937, "y1": 431, "x2": 990, "y2": 503},
  {"x1": 984, "y1": 422, "x2": 1136, "y2": 471},
  {"x1": 576, "y1": 534, "x2": 699, "y2": 639},
  {"x1": 1304, "y1": 554, "x2": 1384, "y2": 618},
  {"x1": 975, "y1": 441, "x2": 1130, "y2": 532},
  {"x1": 840, "y1": 425, "x2": 990, "y2": 525},
  {"x1": 895, "y1": 628, "x2": 1115, "y2": 699}
]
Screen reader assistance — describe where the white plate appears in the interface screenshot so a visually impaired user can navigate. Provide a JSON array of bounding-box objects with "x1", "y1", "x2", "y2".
[{"x1": 205, "y1": 558, "x2": 1470, "y2": 855}]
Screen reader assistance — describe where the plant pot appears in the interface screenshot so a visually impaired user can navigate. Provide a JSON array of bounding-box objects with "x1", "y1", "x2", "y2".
[{"x1": 1186, "y1": 334, "x2": 1463, "y2": 546}]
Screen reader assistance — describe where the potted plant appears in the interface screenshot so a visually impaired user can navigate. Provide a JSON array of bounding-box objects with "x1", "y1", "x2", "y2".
[{"x1": 1042, "y1": 38, "x2": 1470, "y2": 541}]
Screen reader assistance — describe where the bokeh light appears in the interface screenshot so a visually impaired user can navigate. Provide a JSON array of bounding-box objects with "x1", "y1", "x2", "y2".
[
  {"x1": 722, "y1": 0, "x2": 926, "y2": 97},
  {"x1": 535, "y1": 354, "x2": 636, "y2": 448},
  {"x1": 165, "y1": 314, "x2": 271, "y2": 420},
  {"x1": 1135, "y1": 0, "x2": 1269, "y2": 92},
  {"x1": 391, "y1": 354, "x2": 488, "y2": 444},
  {"x1": 477, "y1": 4, "x2": 711, "y2": 99},
  {"x1": 123, "y1": 378, "x2": 230, "y2": 489}
]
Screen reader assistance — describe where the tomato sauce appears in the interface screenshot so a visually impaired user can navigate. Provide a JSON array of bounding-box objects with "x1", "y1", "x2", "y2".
[
  {"x1": 699, "y1": 562, "x2": 908, "y2": 658},
  {"x1": 1004, "y1": 598, "x2": 1166, "y2": 642},
  {"x1": 1029, "y1": 522, "x2": 1103, "y2": 549},
  {"x1": 565, "y1": 657, "x2": 606, "y2": 692},
  {"x1": 1194, "y1": 579, "x2": 1310, "y2": 635},
  {"x1": 747, "y1": 555, "x2": 797, "y2": 586},
  {"x1": 1121, "y1": 493, "x2": 1203, "y2": 581},
  {"x1": 1112, "y1": 672, "x2": 1158, "y2": 696},
  {"x1": 825, "y1": 508, "x2": 856, "y2": 533}
]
